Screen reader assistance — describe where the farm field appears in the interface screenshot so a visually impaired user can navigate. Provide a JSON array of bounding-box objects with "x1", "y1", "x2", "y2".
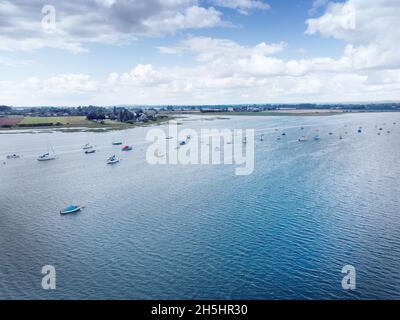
[
  {"x1": 0, "y1": 117, "x2": 23, "y2": 126},
  {"x1": 19, "y1": 116, "x2": 90, "y2": 125}
]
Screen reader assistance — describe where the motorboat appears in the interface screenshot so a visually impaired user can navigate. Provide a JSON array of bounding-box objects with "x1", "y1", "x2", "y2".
[
  {"x1": 85, "y1": 147, "x2": 96, "y2": 154},
  {"x1": 6, "y1": 154, "x2": 21, "y2": 159},
  {"x1": 112, "y1": 141, "x2": 123, "y2": 146},
  {"x1": 298, "y1": 136, "x2": 307, "y2": 142},
  {"x1": 107, "y1": 155, "x2": 120, "y2": 164},
  {"x1": 60, "y1": 205, "x2": 81, "y2": 215},
  {"x1": 122, "y1": 145, "x2": 133, "y2": 151}
]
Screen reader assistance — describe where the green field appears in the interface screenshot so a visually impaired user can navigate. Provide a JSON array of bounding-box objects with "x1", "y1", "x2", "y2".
[
  {"x1": 0, "y1": 115, "x2": 173, "y2": 132},
  {"x1": 19, "y1": 116, "x2": 90, "y2": 125}
]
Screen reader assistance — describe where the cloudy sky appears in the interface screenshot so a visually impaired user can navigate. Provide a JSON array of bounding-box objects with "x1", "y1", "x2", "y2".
[{"x1": 0, "y1": 0, "x2": 399, "y2": 106}]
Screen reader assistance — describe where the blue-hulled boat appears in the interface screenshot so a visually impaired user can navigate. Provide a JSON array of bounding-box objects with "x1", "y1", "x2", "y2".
[{"x1": 60, "y1": 205, "x2": 81, "y2": 215}]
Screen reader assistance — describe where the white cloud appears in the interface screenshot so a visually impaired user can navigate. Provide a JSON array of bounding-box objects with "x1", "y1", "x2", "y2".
[
  {"x1": 0, "y1": 0, "x2": 225, "y2": 53},
  {"x1": 306, "y1": 0, "x2": 400, "y2": 69},
  {"x1": 308, "y1": 0, "x2": 328, "y2": 16},
  {"x1": 1, "y1": 0, "x2": 400, "y2": 105},
  {"x1": 212, "y1": 0, "x2": 270, "y2": 14}
]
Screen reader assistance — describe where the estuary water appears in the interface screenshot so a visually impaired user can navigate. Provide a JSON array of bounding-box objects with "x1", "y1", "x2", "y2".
[{"x1": 0, "y1": 112, "x2": 399, "y2": 300}]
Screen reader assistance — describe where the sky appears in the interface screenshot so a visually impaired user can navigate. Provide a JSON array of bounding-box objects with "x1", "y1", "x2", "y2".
[{"x1": 0, "y1": 0, "x2": 400, "y2": 106}]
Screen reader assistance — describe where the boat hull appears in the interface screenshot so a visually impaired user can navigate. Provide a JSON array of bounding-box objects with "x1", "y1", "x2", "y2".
[
  {"x1": 37, "y1": 157, "x2": 56, "y2": 161},
  {"x1": 60, "y1": 207, "x2": 81, "y2": 215}
]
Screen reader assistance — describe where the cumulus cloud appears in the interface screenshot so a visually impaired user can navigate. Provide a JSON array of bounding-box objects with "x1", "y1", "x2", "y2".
[
  {"x1": 306, "y1": 0, "x2": 400, "y2": 69},
  {"x1": 211, "y1": 0, "x2": 270, "y2": 14},
  {"x1": 1, "y1": 0, "x2": 400, "y2": 105},
  {"x1": 308, "y1": 0, "x2": 328, "y2": 16},
  {"x1": 0, "y1": 0, "x2": 224, "y2": 53}
]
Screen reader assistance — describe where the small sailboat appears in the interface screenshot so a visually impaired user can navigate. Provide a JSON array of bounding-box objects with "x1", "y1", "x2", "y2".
[
  {"x1": 107, "y1": 155, "x2": 120, "y2": 164},
  {"x1": 83, "y1": 143, "x2": 93, "y2": 150},
  {"x1": 122, "y1": 145, "x2": 133, "y2": 151},
  {"x1": 260, "y1": 134, "x2": 265, "y2": 141},
  {"x1": 166, "y1": 136, "x2": 174, "y2": 140},
  {"x1": 314, "y1": 135, "x2": 321, "y2": 141},
  {"x1": 38, "y1": 140, "x2": 56, "y2": 161},
  {"x1": 85, "y1": 146, "x2": 96, "y2": 154},
  {"x1": 298, "y1": 136, "x2": 307, "y2": 142},
  {"x1": 243, "y1": 137, "x2": 247, "y2": 144},
  {"x1": 37, "y1": 153, "x2": 56, "y2": 161},
  {"x1": 60, "y1": 205, "x2": 81, "y2": 215}
]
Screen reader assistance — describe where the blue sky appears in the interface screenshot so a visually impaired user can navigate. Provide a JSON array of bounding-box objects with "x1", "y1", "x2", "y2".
[{"x1": 0, "y1": 0, "x2": 399, "y2": 105}]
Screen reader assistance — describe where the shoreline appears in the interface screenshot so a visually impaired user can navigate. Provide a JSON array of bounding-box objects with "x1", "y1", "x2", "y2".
[
  {"x1": 0, "y1": 116, "x2": 175, "y2": 133},
  {"x1": 164, "y1": 109, "x2": 400, "y2": 117}
]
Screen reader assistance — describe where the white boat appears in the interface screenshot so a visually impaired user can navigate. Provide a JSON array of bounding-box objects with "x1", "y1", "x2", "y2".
[
  {"x1": 83, "y1": 143, "x2": 93, "y2": 150},
  {"x1": 6, "y1": 154, "x2": 21, "y2": 159},
  {"x1": 112, "y1": 141, "x2": 123, "y2": 146},
  {"x1": 38, "y1": 140, "x2": 56, "y2": 161},
  {"x1": 107, "y1": 155, "x2": 120, "y2": 164},
  {"x1": 85, "y1": 147, "x2": 96, "y2": 154},
  {"x1": 37, "y1": 153, "x2": 56, "y2": 161},
  {"x1": 298, "y1": 136, "x2": 307, "y2": 142},
  {"x1": 314, "y1": 135, "x2": 320, "y2": 141}
]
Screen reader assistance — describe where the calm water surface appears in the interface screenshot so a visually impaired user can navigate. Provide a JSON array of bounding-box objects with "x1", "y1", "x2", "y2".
[{"x1": 0, "y1": 113, "x2": 399, "y2": 299}]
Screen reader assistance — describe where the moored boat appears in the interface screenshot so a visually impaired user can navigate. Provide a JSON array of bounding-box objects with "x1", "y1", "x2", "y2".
[
  {"x1": 60, "y1": 205, "x2": 81, "y2": 215},
  {"x1": 37, "y1": 153, "x2": 56, "y2": 161},
  {"x1": 122, "y1": 145, "x2": 133, "y2": 151},
  {"x1": 6, "y1": 154, "x2": 21, "y2": 159},
  {"x1": 85, "y1": 147, "x2": 96, "y2": 154},
  {"x1": 107, "y1": 155, "x2": 120, "y2": 164}
]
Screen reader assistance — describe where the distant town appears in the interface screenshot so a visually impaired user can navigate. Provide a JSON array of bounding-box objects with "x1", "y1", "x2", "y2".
[{"x1": 1, "y1": 103, "x2": 400, "y2": 130}]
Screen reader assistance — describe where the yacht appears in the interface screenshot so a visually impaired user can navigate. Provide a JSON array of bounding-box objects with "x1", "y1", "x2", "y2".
[
  {"x1": 37, "y1": 153, "x2": 56, "y2": 161},
  {"x1": 107, "y1": 155, "x2": 120, "y2": 164}
]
